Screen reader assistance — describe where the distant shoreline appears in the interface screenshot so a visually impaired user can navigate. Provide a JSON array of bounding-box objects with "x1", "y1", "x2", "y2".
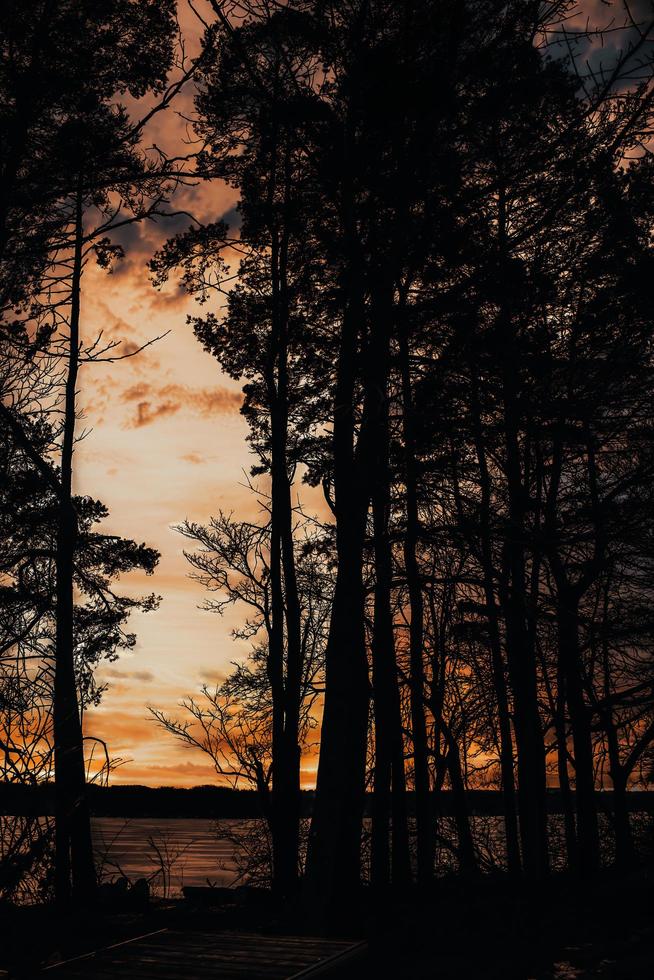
[{"x1": 2, "y1": 783, "x2": 653, "y2": 818}]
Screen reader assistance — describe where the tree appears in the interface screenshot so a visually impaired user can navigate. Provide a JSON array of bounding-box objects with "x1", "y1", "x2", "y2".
[
  {"x1": 1, "y1": 0, "x2": 181, "y2": 905},
  {"x1": 151, "y1": 0, "x2": 654, "y2": 923},
  {"x1": 151, "y1": 511, "x2": 330, "y2": 884}
]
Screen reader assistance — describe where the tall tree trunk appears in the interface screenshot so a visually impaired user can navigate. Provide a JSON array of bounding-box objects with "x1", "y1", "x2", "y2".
[
  {"x1": 266, "y1": 446, "x2": 290, "y2": 895},
  {"x1": 304, "y1": 239, "x2": 370, "y2": 921},
  {"x1": 53, "y1": 184, "x2": 95, "y2": 906},
  {"x1": 443, "y1": 730, "x2": 477, "y2": 875},
  {"x1": 557, "y1": 593, "x2": 600, "y2": 875},
  {"x1": 469, "y1": 375, "x2": 521, "y2": 874},
  {"x1": 399, "y1": 319, "x2": 433, "y2": 884},
  {"x1": 266, "y1": 144, "x2": 303, "y2": 897},
  {"x1": 370, "y1": 685, "x2": 391, "y2": 889},
  {"x1": 605, "y1": 728, "x2": 633, "y2": 869},
  {"x1": 371, "y1": 482, "x2": 412, "y2": 889},
  {"x1": 495, "y1": 178, "x2": 548, "y2": 880},
  {"x1": 554, "y1": 662, "x2": 578, "y2": 873},
  {"x1": 370, "y1": 298, "x2": 410, "y2": 888},
  {"x1": 500, "y1": 412, "x2": 549, "y2": 880},
  {"x1": 267, "y1": 451, "x2": 297, "y2": 896},
  {"x1": 486, "y1": 607, "x2": 522, "y2": 875},
  {"x1": 597, "y1": 583, "x2": 634, "y2": 870}
]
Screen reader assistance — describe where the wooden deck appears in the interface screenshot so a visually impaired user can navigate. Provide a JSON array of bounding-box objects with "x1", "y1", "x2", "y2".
[{"x1": 42, "y1": 929, "x2": 367, "y2": 979}]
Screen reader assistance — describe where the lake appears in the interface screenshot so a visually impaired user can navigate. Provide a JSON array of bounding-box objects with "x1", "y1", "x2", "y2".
[
  {"x1": 4, "y1": 810, "x2": 650, "y2": 902},
  {"x1": 92, "y1": 817, "x2": 264, "y2": 896},
  {"x1": 88, "y1": 812, "x2": 592, "y2": 897},
  {"x1": 92, "y1": 810, "x2": 654, "y2": 896}
]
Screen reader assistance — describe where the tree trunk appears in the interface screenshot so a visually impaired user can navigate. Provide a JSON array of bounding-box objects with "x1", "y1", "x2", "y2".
[
  {"x1": 266, "y1": 147, "x2": 303, "y2": 897},
  {"x1": 502, "y1": 572, "x2": 548, "y2": 878},
  {"x1": 54, "y1": 184, "x2": 96, "y2": 906},
  {"x1": 399, "y1": 319, "x2": 433, "y2": 885},
  {"x1": 554, "y1": 661, "x2": 578, "y2": 873},
  {"x1": 500, "y1": 440, "x2": 549, "y2": 881},
  {"x1": 304, "y1": 244, "x2": 370, "y2": 921},
  {"x1": 444, "y1": 733, "x2": 477, "y2": 875},
  {"x1": 496, "y1": 180, "x2": 548, "y2": 881},
  {"x1": 598, "y1": 589, "x2": 634, "y2": 870},
  {"x1": 609, "y1": 765, "x2": 633, "y2": 870},
  {"x1": 469, "y1": 377, "x2": 521, "y2": 874},
  {"x1": 304, "y1": 504, "x2": 369, "y2": 914},
  {"x1": 557, "y1": 594, "x2": 600, "y2": 876},
  {"x1": 602, "y1": 713, "x2": 634, "y2": 869},
  {"x1": 370, "y1": 342, "x2": 411, "y2": 889}
]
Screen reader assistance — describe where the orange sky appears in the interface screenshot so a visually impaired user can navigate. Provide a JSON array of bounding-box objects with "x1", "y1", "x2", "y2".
[
  {"x1": 73, "y1": 2, "x2": 264, "y2": 788},
  {"x1": 77, "y1": 246, "x2": 324, "y2": 785}
]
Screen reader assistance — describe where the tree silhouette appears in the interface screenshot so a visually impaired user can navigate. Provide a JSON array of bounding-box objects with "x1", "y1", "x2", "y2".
[{"x1": 4, "y1": 0, "x2": 654, "y2": 945}]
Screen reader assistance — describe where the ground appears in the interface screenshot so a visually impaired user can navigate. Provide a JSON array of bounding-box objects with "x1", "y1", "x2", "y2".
[{"x1": 1, "y1": 867, "x2": 653, "y2": 978}]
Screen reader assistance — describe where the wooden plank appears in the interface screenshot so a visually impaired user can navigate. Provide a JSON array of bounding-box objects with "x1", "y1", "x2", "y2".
[
  {"x1": 128, "y1": 940, "x2": 332, "y2": 970},
  {"x1": 41, "y1": 930, "x2": 169, "y2": 974},
  {"x1": 108, "y1": 950, "x2": 307, "y2": 972},
  {"x1": 102, "y1": 952, "x2": 302, "y2": 978},
  {"x1": 43, "y1": 928, "x2": 366, "y2": 980},
  {"x1": 287, "y1": 941, "x2": 368, "y2": 979}
]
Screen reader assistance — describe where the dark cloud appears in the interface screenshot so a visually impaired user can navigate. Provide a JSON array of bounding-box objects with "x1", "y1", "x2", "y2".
[{"x1": 220, "y1": 205, "x2": 242, "y2": 230}]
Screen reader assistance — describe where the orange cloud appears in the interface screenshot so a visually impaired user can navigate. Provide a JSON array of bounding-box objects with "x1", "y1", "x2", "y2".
[
  {"x1": 197, "y1": 667, "x2": 228, "y2": 686},
  {"x1": 133, "y1": 398, "x2": 181, "y2": 427},
  {"x1": 121, "y1": 382, "x2": 242, "y2": 428},
  {"x1": 109, "y1": 760, "x2": 221, "y2": 787},
  {"x1": 118, "y1": 340, "x2": 143, "y2": 356},
  {"x1": 103, "y1": 666, "x2": 156, "y2": 683},
  {"x1": 86, "y1": 710, "x2": 159, "y2": 749}
]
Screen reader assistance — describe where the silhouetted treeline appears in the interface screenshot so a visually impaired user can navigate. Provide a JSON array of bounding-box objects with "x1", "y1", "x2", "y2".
[
  {"x1": 1, "y1": 0, "x2": 182, "y2": 906},
  {"x1": 4, "y1": 782, "x2": 654, "y2": 819},
  {"x1": 151, "y1": 0, "x2": 654, "y2": 923},
  {"x1": 0, "y1": 783, "x2": 312, "y2": 819},
  {"x1": 3, "y1": 0, "x2": 654, "y2": 926}
]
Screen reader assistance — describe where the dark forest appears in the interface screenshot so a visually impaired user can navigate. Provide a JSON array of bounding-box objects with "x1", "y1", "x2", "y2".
[{"x1": 2, "y1": 2, "x2": 654, "y2": 977}]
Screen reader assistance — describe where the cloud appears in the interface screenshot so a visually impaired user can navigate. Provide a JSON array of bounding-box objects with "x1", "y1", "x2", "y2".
[
  {"x1": 131, "y1": 670, "x2": 157, "y2": 684},
  {"x1": 181, "y1": 452, "x2": 207, "y2": 465},
  {"x1": 193, "y1": 388, "x2": 243, "y2": 414},
  {"x1": 133, "y1": 398, "x2": 181, "y2": 427},
  {"x1": 121, "y1": 382, "x2": 242, "y2": 428},
  {"x1": 86, "y1": 709, "x2": 159, "y2": 748},
  {"x1": 109, "y1": 760, "x2": 220, "y2": 787},
  {"x1": 118, "y1": 340, "x2": 143, "y2": 356},
  {"x1": 103, "y1": 666, "x2": 155, "y2": 683},
  {"x1": 197, "y1": 667, "x2": 228, "y2": 686},
  {"x1": 147, "y1": 280, "x2": 190, "y2": 311}
]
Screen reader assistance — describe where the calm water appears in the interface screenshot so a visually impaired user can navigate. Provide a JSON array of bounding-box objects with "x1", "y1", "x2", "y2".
[
  {"x1": 3, "y1": 812, "x2": 652, "y2": 903},
  {"x1": 92, "y1": 817, "x2": 256, "y2": 896},
  {"x1": 92, "y1": 812, "x2": 650, "y2": 896},
  {"x1": 90, "y1": 813, "x2": 547, "y2": 895}
]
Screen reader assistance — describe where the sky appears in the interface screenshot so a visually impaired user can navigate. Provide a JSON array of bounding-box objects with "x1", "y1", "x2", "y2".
[
  {"x1": 74, "y1": 0, "x2": 641, "y2": 788},
  {"x1": 77, "y1": 249, "x2": 255, "y2": 788},
  {"x1": 76, "y1": 3, "x2": 269, "y2": 788}
]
